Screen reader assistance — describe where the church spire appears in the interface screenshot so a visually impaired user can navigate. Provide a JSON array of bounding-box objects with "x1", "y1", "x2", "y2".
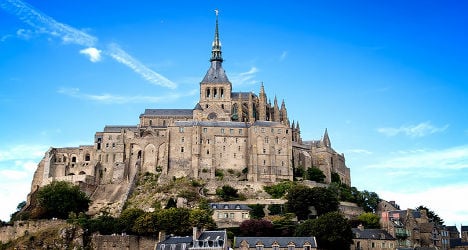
[{"x1": 211, "y1": 9, "x2": 223, "y2": 62}]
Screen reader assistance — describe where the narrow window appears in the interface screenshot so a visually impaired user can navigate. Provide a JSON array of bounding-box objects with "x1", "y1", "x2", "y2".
[
  {"x1": 181, "y1": 147, "x2": 184, "y2": 153},
  {"x1": 239, "y1": 129, "x2": 243, "y2": 135},
  {"x1": 179, "y1": 127, "x2": 184, "y2": 133},
  {"x1": 203, "y1": 128, "x2": 207, "y2": 133},
  {"x1": 221, "y1": 128, "x2": 225, "y2": 134},
  {"x1": 207, "y1": 149, "x2": 210, "y2": 155},
  {"x1": 230, "y1": 128, "x2": 234, "y2": 134},
  {"x1": 206, "y1": 88, "x2": 210, "y2": 98},
  {"x1": 221, "y1": 88, "x2": 224, "y2": 98},
  {"x1": 263, "y1": 148, "x2": 266, "y2": 154},
  {"x1": 221, "y1": 104, "x2": 225, "y2": 109}
]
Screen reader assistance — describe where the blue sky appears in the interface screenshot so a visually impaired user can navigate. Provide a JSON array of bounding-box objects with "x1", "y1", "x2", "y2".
[{"x1": 1, "y1": 0, "x2": 467, "y2": 225}]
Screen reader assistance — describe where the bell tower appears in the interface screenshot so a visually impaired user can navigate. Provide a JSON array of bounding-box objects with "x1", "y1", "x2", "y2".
[{"x1": 198, "y1": 10, "x2": 232, "y2": 121}]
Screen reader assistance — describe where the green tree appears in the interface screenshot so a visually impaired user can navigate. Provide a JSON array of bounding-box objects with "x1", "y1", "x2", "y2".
[
  {"x1": 264, "y1": 181, "x2": 295, "y2": 199},
  {"x1": 272, "y1": 213, "x2": 296, "y2": 236},
  {"x1": 295, "y1": 212, "x2": 353, "y2": 250},
  {"x1": 268, "y1": 204, "x2": 284, "y2": 215},
  {"x1": 216, "y1": 185, "x2": 239, "y2": 201},
  {"x1": 356, "y1": 190, "x2": 381, "y2": 213},
  {"x1": 293, "y1": 165, "x2": 305, "y2": 179},
  {"x1": 133, "y1": 212, "x2": 158, "y2": 236},
  {"x1": 239, "y1": 219, "x2": 273, "y2": 236},
  {"x1": 189, "y1": 208, "x2": 216, "y2": 229},
  {"x1": 357, "y1": 212, "x2": 380, "y2": 229},
  {"x1": 119, "y1": 208, "x2": 145, "y2": 234},
  {"x1": 330, "y1": 172, "x2": 341, "y2": 184},
  {"x1": 156, "y1": 208, "x2": 192, "y2": 235},
  {"x1": 417, "y1": 205, "x2": 444, "y2": 226},
  {"x1": 249, "y1": 204, "x2": 265, "y2": 219},
  {"x1": 309, "y1": 187, "x2": 339, "y2": 216},
  {"x1": 306, "y1": 167, "x2": 325, "y2": 183},
  {"x1": 35, "y1": 181, "x2": 90, "y2": 219},
  {"x1": 285, "y1": 185, "x2": 313, "y2": 220}
]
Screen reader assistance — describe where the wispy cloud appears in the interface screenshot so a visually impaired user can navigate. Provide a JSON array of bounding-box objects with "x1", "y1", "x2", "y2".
[
  {"x1": 377, "y1": 121, "x2": 449, "y2": 137},
  {"x1": 346, "y1": 149, "x2": 373, "y2": 155},
  {"x1": 366, "y1": 145, "x2": 468, "y2": 170},
  {"x1": 230, "y1": 67, "x2": 259, "y2": 86},
  {"x1": 0, "y1": 0, "x2": 97, "y2": 46},
  {"x1": 0, "y1": 144, "x2": 48, "y2": 162},
  {"x1": 279, "y1": 51, "x2": 288, "y2": 61},
  {"x1": 1, "y1": 0, "x2": 176, "y2": 89},
  {"x1": 80, "y1": 47, "x2": 102, "y2": 62},
  {"x1": 107, "y1": 43, "x2": 177, "y2": 89},
  {"x1": 58, "y1": 87, "x2": 196, "y2": 104}
]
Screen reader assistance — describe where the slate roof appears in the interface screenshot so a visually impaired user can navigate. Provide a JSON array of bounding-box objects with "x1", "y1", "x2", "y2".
[
  {"x1": 252, "y1": 121, "x2": 283, "y2": 127},
  {"x1": 103, "y1": 125, "x2": 138, "y2": 133},
  {"x1": 234, "y1": 237, "x2": 317, "y2": 248},
  {"x1": 352, "y1": 228, "x2": 395, "y2": 240},
  {"x1": 198, "y1": 231, "x2": 227, "y2": 241},
  {"x1": 193, "y1": 231, "x2": 227, "y2": 248},
  {"x1": 461, "y1": 226, "x2": 468, "y2": 232},
  {"x1": 156, "y1": 236, "x2": 193, "y2": 250},
  {"x1": 142, "y1": 109, "x2": 193, "y2": 117},
  {"x1": 450, "y1": 238, "x2": 468, "y2": 247},
  {"x1": 174, "y1": 121, "x2": 249, "y2": 128},
  {"x1": 201, "y1": 61, "x2": 230, "y2": 84},
  {"x1": 209, "y1": 203, "x2": 252, "y2": 210},
  {"x1": 231, "y1": 92, "x2": 258, "y2": 99},
  {"x1": 446, "y1": 225, "x2": 460, "y2": 233}
]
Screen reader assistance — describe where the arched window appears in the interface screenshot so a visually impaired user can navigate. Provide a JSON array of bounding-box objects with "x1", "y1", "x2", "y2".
[
  {"x1": 71, "y1": 156, "x2": 77, "y2": 163},
  {"x1": 221, "y1": 88, "x2": 224, "y2": 98},
  {"x1": 85, "y1": 153, "x2": 90, "y2": 161},
  {"x1": 206, "y1": 88, "x2": 211, "y2": 98}
]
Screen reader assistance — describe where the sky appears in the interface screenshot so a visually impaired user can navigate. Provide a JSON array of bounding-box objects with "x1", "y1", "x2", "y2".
[{"x1": 0, "y1": 0, "x2": 467, "y2": 226}]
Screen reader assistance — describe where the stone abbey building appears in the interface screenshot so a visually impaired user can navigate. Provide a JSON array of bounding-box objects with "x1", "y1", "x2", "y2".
[{"x1": 28, "y1": 14, "x2": 350, "y2": 214}]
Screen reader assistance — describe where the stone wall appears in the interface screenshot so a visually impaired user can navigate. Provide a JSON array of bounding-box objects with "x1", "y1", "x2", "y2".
[
  {"x1": 91, "y1": 234, "x2": 157, "y2": 250},
  {"x1": 0, "y1": 219, "x2": 67, "y2": 243}
]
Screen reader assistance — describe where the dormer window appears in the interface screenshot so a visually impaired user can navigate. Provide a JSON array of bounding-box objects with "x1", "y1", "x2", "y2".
[
  {"x1": 235, "y1": 205, "x2": 241, "y2": 209},
  {"x1": 212, "y1": 204, "x2": 217, "y2": 209}
]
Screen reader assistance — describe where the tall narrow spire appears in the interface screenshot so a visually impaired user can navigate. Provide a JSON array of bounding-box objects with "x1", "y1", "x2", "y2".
[{"x1": 211, "y1": 9, "x2": 223, "y2": 62}]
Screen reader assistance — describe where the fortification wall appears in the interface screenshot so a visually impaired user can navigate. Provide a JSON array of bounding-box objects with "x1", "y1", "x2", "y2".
[
  {"x1": 0, "y1": 219, "x2": 67, "y2": 243},
  {"x1": 91, "y1": 235, "x2": 157, "y2": 250}
]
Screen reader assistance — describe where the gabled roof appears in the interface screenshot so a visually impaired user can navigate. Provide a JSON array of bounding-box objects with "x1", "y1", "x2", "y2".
[
  {"x1": 209, "y1": 203, "x2": 252, "y2": 210},
  {"x1": 234, "y1": 237, "x2": 317, "y2": 248},
  {"x1": 352, "y1": 228, "x2": 395, "y2": 240},
  {"x1": 142, "y1": 109, "x2": 193, "y2": 117},
  {"x1": 198, "y1": 231, "x2": 227, "y2": 242}
]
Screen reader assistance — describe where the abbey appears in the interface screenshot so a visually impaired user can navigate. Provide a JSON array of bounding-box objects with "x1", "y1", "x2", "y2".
[{"x1": 28, "y1": 14, "x2": 350, "y2": 214}]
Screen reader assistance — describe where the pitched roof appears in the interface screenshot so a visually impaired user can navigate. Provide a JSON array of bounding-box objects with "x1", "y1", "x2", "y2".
[
  {"x1": 209, "y1": 203, "x2": 252, "y2": 210},
  {"x1": 103, "y1": 125, "x2": 138, "y2": 133},
  {"x1": 174, "y1": 121, "x2": 249, "y2": 128},
  {"x1": 461, "y1": 226, "x2": 468, "y2": 232},
  {"x1": 352, "y1": 228, "x2": 395, "y2": 240},
  {"x1": 446, "y1": 226, "x2": 459, "y2": 233},
  {"x1": 201, "y1": 61, "x2": 230, "y2": 84},
  {"x1": 234, "y1": 237, "x2": 317, "y2": 248},
  {"x1": 156, "y1": 236, "x2": 193, "y2": 250},
  {"x1": 231, "y1": 92, "x2": 257, "y2": 99},
  {"x1": 142, "y1": 109, "x2": 193, "y2": 117}
]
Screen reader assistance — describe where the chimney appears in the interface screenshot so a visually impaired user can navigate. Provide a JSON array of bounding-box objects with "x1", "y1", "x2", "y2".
[
  {"x1": 158, "y1": 231, "x2": 166, "y2": 242},
  {"x1": 193, "y1": 227, "x2": 199, "y2": 241}
]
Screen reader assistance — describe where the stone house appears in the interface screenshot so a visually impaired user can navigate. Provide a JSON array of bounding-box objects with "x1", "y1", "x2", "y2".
[
  {"x1": 210, "y1": 203, "x2": 251, "y2": 228},
  {"x1": 234, "y1": 237, "x2": 317, "y2": 250},
  {"x1": 156, "y1": 229, "x2": 228, "y2": 250},
  {"x1": 351, "y1": 225, "x2": 397, "y2": 250}
]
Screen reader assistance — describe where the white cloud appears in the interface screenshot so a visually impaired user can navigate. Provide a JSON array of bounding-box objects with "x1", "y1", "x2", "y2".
[
  {"x1": 279, "y1": 51, "x2": 288, "y2": 61},
  {"x1": 0, "y1": 0, "x2": 98, "y2": 46},
  {"x1": 80, "y1": 47, "x2": 102, "y2": 62},
  {"x1": 230, "y1": 67, "x2": 259, "y2": 86},
  {"x1": 377, "y1": 121, "x2": 449, "y2": 137},
  {"x1": 107, "y1": 43, "x2": 177, "y2": 89},
  {"x1": 378, "y1": 184, "x2": 468, "y2": 226},
  {"x1": 58, "y1": 87, "x2": 196, "y2": 104}
]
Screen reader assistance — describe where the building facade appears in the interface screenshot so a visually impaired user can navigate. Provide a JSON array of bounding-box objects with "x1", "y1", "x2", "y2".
[{"x1": 27, "y1": 13, "x2": 351, "y2": 215}]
